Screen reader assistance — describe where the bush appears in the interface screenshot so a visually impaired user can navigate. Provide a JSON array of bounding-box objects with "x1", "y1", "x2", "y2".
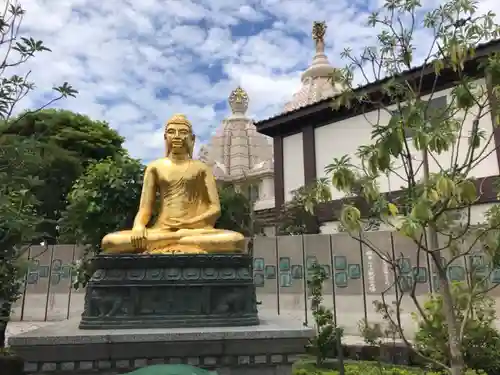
[
  {"x1": 414, "y1": 283, "x2": 500, "y2": 374},
  {"x1": 306, "y1": 263, "x2": 343, "y2": 365},
  {"x1": 293, "y1": 361, "x2": 425, "y2": 375},
  {"x1": 292, "y1": 360, "x2": 486, "y2": 375}
]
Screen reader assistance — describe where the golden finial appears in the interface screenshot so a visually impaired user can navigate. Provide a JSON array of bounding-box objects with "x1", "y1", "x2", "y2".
[
  {"x1": 312, "y1": 21, "x2": 327, "y2": 42},
  {"x1": 230, "y1": 87, "x2": 248, "y2": 104},
  {"x1": 228, "y1": 86, "x2": 249, "y2": 115},
  {"x1": 166, "y1": 113, "x2": 192, "y2": 130},
  {"x1": 312, "y1": 21, "x2": 327, "y2": 54}
]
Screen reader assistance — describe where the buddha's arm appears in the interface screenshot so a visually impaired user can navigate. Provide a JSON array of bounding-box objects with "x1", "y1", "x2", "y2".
[
  {"x1": 132, "y1": 165, "x2": 157, "y2": 229},
  {"x1": 186, "y1": 166, "x2": 221, "y2": 225}
]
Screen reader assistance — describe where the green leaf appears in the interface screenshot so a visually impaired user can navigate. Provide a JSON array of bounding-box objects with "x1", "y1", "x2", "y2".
[
  {"x1": 458, "y1": 180, "x2": 477, "y2": 204},
  {"x1": 339, "y1": 205, "x2": 361, "y2": 232},
  {"x1": 399, "y1": 217, "x2": 421, "y2": 238},
  {"x1": 433, "y1": 59, "x2": 445, "y2": 76},
  {"x1": 388, "y1": 202, "x2": 399, "y2": 216},
  {"x1": 436, "y1": 175, "x2": 456, "y2": 198}
]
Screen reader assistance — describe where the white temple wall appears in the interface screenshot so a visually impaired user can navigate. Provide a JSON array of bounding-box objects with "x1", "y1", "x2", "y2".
[
  {"x1": 283, "y1": 132, "x2": 304, "y2": 202},
  {"x1": 261, "y1": 176, "x2": 274, "y2": 201},
  {"x1": 319, "y1": 203, "x2": 497, "y2": 234},
  {"x1": 314, "y1": 79, "x2": 498, "y2": 200},
  {"x1": 254, "y1": 176, "x2": 275, "y2": 210}
]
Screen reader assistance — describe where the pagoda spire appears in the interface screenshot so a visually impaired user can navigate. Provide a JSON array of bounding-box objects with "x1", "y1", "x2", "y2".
[
  {"x1": 282, "y1": 20, "x2": 344, "y2": 112},
  {"x1": 312, "y1": 21, "x2": 327, "y2": 54}
]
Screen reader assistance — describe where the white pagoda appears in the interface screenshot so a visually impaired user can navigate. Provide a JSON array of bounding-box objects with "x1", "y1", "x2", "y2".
[{"x1": 198, "y1": 86, "x2": 275, "y2": 212}]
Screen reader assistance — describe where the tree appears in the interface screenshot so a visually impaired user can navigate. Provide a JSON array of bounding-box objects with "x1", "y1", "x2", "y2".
[
  {"x1": 0, "y1": 2, "x2": 76, "y2": 122},
  {"x1": 0, "y1": 0, "x2": 77, "y2": 349},
  {"x1": 1, "y1": 109, "x2": 125, "y2": 242},
  {"x1": 279, "y1": 179, "x2": 331, "y2": 235},
  {"x1": 310, "y1": 1, "x2": 500, "y2": 374},
  {"x1": 59, "y1": 155, "x2": 144, "y2": 288},
  {"x1": 0, "y1": 139, "x2": 43, "y2": 348},
  {"x1": 216, "y1": 185, "x2": 253, "y2": 236}
]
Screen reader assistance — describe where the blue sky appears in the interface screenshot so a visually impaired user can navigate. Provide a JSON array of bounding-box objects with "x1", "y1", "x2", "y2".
[{"x1": 14, "y1": 0, "x2": 500, "y2": 162}]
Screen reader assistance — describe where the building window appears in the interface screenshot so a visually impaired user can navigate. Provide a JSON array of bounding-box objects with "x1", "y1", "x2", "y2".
[{"x1": 390, "y1": 96, "x2": 446, "y2": 138}]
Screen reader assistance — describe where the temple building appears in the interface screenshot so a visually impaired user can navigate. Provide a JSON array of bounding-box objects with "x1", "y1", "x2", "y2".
[
  {"x1": 255, "y1": 23, "x2": 500, "y2": 234},
  {"x1": 199, "y1": 21, "x2": 345, "y2": 234},
  {"x1": 198, "y1": 86, "x2": 275, "y2": 231}
]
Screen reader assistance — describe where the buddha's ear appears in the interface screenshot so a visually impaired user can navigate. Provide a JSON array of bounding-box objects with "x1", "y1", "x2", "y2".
[{"x1": 188, "y1": 133, "x2": 196, "y2": 158}]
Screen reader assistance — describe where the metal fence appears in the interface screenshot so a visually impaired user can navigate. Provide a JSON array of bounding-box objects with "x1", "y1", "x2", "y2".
[
  {"x1": 11, "y1": 232, "x2": 500, "y2": 335},
  {"x1": 11, "y1": 244, "x2": 85, "y2": 322}
]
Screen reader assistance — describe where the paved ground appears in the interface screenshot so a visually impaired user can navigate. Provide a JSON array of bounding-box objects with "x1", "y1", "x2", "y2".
[
  {"x1": 6, "y1": 318, "x2": 378, "y2": 347},
  {"x1": 6, "y1": 321, "x2": 54, "y2": 344}
]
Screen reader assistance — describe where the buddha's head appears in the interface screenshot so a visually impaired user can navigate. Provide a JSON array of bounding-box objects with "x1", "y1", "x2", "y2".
[{"x1": 164, "y1": 114, "x2": 195, "y2": 158}]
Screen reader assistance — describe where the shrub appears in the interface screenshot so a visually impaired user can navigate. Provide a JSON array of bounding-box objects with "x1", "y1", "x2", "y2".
[
  {"x1": 306, "y1": 263, "x2": 343, "y2": 366},
  {"x1": 293, "y1": 361, "x2": 486, "y2": 375},
  {"x1": 293, "y1": 361, "x2": 425, "y2": 375},
  {"x1": 414, "y1": 283, "x2": 500, "y2": 374}
]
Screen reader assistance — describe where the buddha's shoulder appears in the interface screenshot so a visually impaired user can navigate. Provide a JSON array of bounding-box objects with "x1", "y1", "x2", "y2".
[
  {"x1": 146, "y1": 158, "x2": 209, "y2": 170},
  {"x1": 190, "y1": 159, "x2": 212, "y2": 173},
  {"x1": 145, "y1": 159, "x2": 164, "y2": 170},
  {"x1": 192, "y1": 159, "x2": 209, "y2": 168}
]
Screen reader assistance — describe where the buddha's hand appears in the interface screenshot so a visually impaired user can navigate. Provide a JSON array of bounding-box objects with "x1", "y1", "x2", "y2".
[
  {"x1": 131, "y1": 226, "x2": 147, "y2": 250},
  {"x1": 167, "y1": 219, "x2": 185, "y2": 229},
  {"x1": 170, "y1": 217, "x2": 202, "y2": 228}
]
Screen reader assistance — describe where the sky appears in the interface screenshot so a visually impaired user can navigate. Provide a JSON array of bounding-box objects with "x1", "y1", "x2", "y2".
[{"x1": 9, "y1": 0, "x2": 500, "y2": 162}]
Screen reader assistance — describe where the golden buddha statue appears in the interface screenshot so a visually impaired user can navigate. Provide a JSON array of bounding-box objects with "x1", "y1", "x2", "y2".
[{"x1": 101, "y1": 114, "x2": 245, "y2": 255}]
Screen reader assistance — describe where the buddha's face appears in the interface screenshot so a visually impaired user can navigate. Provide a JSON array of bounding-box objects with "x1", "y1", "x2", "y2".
[{"x1": 165, "y1": 122, "x2": 195, "y2": 157}]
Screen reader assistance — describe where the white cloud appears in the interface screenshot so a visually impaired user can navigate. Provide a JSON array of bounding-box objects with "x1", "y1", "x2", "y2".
[{"x1": 6, "y1": 0, "x2": 500, "y2": 162}]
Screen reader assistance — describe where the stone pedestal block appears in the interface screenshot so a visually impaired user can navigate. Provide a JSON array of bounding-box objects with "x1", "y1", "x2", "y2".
[
  {"x1": 8, "y1": 316, "x2": 314, "y2": 375},
  {"x1": 79, "y1": 254, "x2": 259, "y2": 329}
]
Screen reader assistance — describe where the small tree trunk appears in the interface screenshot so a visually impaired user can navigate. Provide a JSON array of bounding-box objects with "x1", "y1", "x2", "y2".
[
  {"x1": 438, "y1": 273, "x2": 465, "y2": 375},
  {"x1": 422, "y1": 149, "x2": 465, "y2": 375},
  {"x1": 0, "y1": 321, "x2": 6, "y2": 350},
  {"x1": 0, "y1": 301, "x2": 11, "y2": 349}
]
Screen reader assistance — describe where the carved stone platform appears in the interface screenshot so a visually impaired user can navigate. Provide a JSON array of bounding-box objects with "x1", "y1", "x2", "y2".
[
  {"x1": 8, "y1": 316, "x2": 314, "y2": 375},
  {"x1": 79, "y1": 254, "x2": 259, "y2": 329}
]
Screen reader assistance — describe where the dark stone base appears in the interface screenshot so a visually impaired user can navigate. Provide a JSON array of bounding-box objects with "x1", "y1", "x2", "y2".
[
  {"x1": 0, "y1": 355, "x2": 24, "y2": 375},
  {"x1": 79, "y1": 254, "x2": 259, "y2": 329}
]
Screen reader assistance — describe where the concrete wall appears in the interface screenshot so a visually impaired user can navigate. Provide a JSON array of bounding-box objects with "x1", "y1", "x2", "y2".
[
  {"x1": 11, "y1": 245, "x2": 86, "y2": 322},
  {"x1": 252, "y1": 232, "x2": 500, "y2": 336},
  {"x1": 13, "y1": 232, "x2": 500, "y2": 337}
]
